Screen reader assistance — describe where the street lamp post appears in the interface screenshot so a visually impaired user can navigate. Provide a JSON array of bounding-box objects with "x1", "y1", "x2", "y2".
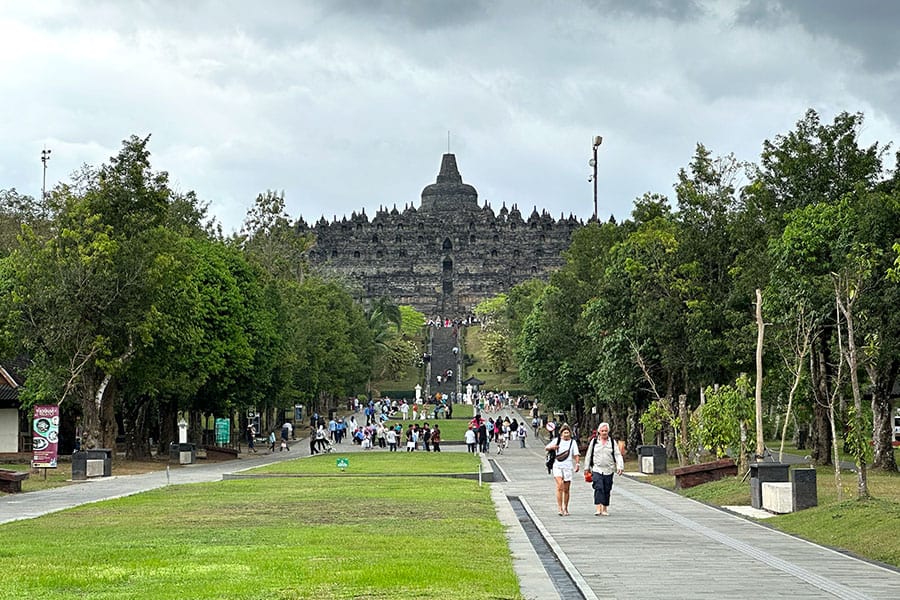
[
  {"x1": 589, "y1": 136, "x2": 602, "y2": 221},
  {"x1": 41, "y1": 148, "x2": 52, "y2": 200}
]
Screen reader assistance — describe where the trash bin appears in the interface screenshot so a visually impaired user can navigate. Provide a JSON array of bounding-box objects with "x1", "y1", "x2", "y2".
[
  {"x1": 791, "y1": 468, "x2": 817, "y2": 511},
  {"x1": 72, "y1": 448, "x2": 112, "y2": 480},
  {"x1": 749, "y1": 462, "x2": 790, "y2": 509},
  {"x1": 637, "y1": 445, "x2": 668, "y2": 474},
  {"x1": 169, "y1": 442, "x2": 196, "y2": 465}
]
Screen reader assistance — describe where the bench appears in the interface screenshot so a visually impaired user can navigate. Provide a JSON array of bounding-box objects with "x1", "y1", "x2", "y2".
[
  {"x1": 204, "y1": 446, "x2": 239, "y2": 461},
  {"x1": 0, "y1": 469, "x2": 29, "y2": 493},
  {"x1": 672, "y1": 458, "x2": 737, "y2": 489}
]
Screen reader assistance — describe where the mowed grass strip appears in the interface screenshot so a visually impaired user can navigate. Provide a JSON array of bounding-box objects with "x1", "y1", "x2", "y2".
[
  {"x1": 0, "y1": 476, "x2": 521, "y2": 599},
  {"x1": 250, "y1": 451, "x2": 481, "y2": 475}
]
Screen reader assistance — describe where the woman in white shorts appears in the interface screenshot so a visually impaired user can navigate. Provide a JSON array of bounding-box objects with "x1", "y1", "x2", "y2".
[{"x1": 545, "y1": 423, "x2": 580, "y2": 516}]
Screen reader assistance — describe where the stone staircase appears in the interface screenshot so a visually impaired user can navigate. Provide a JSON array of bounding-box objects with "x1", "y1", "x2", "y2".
[{"x1": 427, "y1": 326, "x2": 461, "y2": 401}]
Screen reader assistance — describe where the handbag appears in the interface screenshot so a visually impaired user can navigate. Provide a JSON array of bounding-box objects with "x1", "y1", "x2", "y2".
[
  {"x1": 584, "y1": 438, "x2": 596, "y2": 483},
  {"x1": 554, "y1": 439, "x2": 573, "y2": 462}
]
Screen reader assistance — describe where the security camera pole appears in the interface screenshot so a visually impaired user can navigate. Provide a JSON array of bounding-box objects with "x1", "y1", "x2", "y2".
[
  {"x1": 590, "y1": 136, "x2": 602, "y2": 221},
  {"x1": 41, "y1": 147, "x2": 52, "y2": 200}
]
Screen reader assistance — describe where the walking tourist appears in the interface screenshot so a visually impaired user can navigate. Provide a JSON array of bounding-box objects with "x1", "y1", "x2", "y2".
[
  {"x1": 582, "y1": 422, "x2": 624, "y2": 516},
  {"x1": 545, "y1": 423, "x2": 580, "y2": 516}
]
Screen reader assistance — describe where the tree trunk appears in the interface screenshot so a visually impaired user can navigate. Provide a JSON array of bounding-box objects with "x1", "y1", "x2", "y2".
[
  {"x1": 124, "y1": 398, "x2": 152, "y2": 460},
  {"x1": 678, "y1": 393, "x2": 688, "y2": 459},
  {"x1": 100, "y1": 380, "x2": 118, "y2": 450},
  {"x1": 754, "y1": 288, "x2": 765, "y2": 459},
  {"x1": 836, "y1": 287, "x2": 869, "y2": 499},
  {"x1": 80, "y1": 378, "x2": 102, "y2": 449},
  {"x1": 158, "y1": 398, "x2": 177, "y2": 452},
  {"x1": 809, "y1": 340, "x2": 833, "y2": 465},
  {"x1": 870, "y1": 377, "x2": 899, "y2": 472},
  {"x1": 627, "y1": 403, "x2": 642, "y2": 458}
]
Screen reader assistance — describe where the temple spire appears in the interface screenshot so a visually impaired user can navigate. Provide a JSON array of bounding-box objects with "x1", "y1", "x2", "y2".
[{"x1": 420, "y1": 153, "x2": 478, "y2": 212}]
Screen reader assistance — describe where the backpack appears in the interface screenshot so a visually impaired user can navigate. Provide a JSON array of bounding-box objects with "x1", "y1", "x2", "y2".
[
  {"x1": 545, "y1": 436, "x2": 561, "y2": 473},
  {"x1": 587, "y1": 437, "x2": 620, "y2": 471}
]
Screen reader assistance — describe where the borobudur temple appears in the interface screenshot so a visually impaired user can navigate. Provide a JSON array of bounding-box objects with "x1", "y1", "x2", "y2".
[{"x1": 300, "y1": 153, "x2": 582, "y2": 316}]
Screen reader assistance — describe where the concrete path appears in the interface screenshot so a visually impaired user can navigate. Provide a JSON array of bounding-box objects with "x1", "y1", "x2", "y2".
[
  {"x1": 487, "y1": 408, "x2": 900, "y2": 600},
  {"x1": 2, "y1": 417, "x2": 898, "y2": 600},
  {"x1": 0, "y1": 445, "x2": 302, "y2": 524}
]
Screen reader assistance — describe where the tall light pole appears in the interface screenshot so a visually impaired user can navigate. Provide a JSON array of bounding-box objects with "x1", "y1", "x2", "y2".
[
  {"x1": 41, "y1": 147, "x2": 52, "y2": 200},
  {"x1": 589, "y1": 135, "x2": 602, "y2": 221}
]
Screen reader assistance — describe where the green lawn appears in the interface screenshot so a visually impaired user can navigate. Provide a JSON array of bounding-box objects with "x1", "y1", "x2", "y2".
[
  {"x1": 250, "y1": 452, "x2": 480, "y2": 475},
  {"x1": 462, "y1": 328, "x2": 525, "y2": 391},
  {"x1": 1, "y1": 473, "x2": 521, "y2": 599}
]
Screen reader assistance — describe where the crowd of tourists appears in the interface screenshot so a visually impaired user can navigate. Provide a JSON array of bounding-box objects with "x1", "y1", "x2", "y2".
[{"x1": 464, "y1": 414, "x2": 528, "y2": 454}]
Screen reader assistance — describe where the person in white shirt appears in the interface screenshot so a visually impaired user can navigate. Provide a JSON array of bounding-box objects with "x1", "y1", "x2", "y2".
[
  {"x1": 582, "y1": 422, "x2": 624, "y2": 516},
  {"x1": 464, "y1": 426, "x2": 477, "y2": 453},
  {"x1": 386, "y1": 426, "x2": 398, "y2": 451},
  {"x1": 545, "y1": 423, "x2": 580, "y2": 516}
]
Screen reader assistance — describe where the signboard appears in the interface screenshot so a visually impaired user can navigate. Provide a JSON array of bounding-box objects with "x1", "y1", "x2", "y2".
[
  {"x1": 214, "y1": 418, "x2": 231, "y2": 445},
  {"x1": 32, "y1": 405, "x2": 60, "y2": 468},
  {"x1": 336, "y1": 458, "x2": 349, "y2": 470}
]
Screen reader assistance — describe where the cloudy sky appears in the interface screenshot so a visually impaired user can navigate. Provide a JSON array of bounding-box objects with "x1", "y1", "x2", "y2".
[{"x1": 2, "y1": 0, "x2": 899, "y2": 233}]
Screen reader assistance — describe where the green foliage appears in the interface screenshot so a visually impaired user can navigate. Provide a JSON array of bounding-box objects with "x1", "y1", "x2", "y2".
[
  {"x1": 474, "y1": 294, "x2": 514, "y2": 374},
  {"x1": 845, "y1": 405, "x2": 873, "y2": 470},
  {"x1": 697, "y1": 374, "x2": 755, "y2": 459},
  {"x1": 398, "y1": 304, "x2": 426, "y2": 337},
  {"x1": 640, "y1": 399, "x2": 674, "y2": 441}
]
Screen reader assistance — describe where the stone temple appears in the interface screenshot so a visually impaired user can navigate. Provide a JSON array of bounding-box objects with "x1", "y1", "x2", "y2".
[{"x1": 301, "y1": 154, "x2": 582, "y2": 316}]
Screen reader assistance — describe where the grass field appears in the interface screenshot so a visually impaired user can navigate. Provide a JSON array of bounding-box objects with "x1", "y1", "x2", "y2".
[
  {"x1": 250, "y1": 451, "x2": 480, "y2": 475},
  {"x1": 1, "y1": 458, "x2": 521, "y2": 599},
  {"x1": 462, "y1": 328, "x2": 525, "y2": 392}
]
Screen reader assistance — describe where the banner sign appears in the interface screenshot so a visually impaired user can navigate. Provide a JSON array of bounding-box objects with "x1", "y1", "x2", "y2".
[
  {"x1": 32, "y1": 404, "x2": 60, "y2": 468},
  {"x1": 214, "y1": 418, "x2": 231, "y2": 445}
]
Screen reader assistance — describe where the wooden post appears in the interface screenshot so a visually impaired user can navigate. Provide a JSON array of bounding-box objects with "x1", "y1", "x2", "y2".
[{"x1": 755, "y1": 289, "x2": 765, "y2": 459}]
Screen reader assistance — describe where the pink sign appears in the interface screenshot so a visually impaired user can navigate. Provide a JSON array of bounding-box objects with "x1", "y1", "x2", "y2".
[{"x1": 32, "y1": 404, "x2": 60, "y2": 468}]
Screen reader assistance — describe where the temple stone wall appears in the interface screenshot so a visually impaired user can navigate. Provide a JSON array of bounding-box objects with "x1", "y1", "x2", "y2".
[{"x1": 300, "y1": 154, "x2": 581, "y2": 315}]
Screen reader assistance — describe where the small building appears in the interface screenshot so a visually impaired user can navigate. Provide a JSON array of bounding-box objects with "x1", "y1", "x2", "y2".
[{"x1": 0, "y1": 358, "x2": 28, "y2": 453}]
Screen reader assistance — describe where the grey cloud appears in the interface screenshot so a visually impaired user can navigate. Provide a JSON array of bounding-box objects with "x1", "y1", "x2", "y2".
[
  {"x1": 736, "y1": 0, "x2": 900, "y2": 72},
  {"x1": 587, "y1": 0, "x2": 706, "y2": 21},
  {"x1": 324, "y1": 0, "x2": 490, "y2": 30}
]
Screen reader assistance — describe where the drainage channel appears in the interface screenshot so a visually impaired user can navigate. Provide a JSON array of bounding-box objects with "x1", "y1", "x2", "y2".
[
  {"x1": 508, "y1": 495, "x2": 587, "y2": 600},
  {"x1": 487, "y1": 459, "x2": 507, "y2": 482}
]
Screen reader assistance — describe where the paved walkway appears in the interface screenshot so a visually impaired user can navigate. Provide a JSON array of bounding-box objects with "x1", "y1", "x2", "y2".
[
  {"x1": 488, "y1": 408, "x2": 900, "y2": 600},
  {"x1": 2, "y1": 416, "x2": 898, "y2": 599}
]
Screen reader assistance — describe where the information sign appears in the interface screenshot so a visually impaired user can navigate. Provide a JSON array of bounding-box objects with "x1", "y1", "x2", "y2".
[{"x1": 32, "y1": 405, "x2": 60, "y2": 468}]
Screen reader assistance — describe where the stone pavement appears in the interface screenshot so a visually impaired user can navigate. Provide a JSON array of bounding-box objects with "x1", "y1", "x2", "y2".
[
  {"x1": 487, "y1": 408, "x2": 900, "y2": 600},
  {"x1": 2, "y1": 418, "x2": 899, "y2": 600}
]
